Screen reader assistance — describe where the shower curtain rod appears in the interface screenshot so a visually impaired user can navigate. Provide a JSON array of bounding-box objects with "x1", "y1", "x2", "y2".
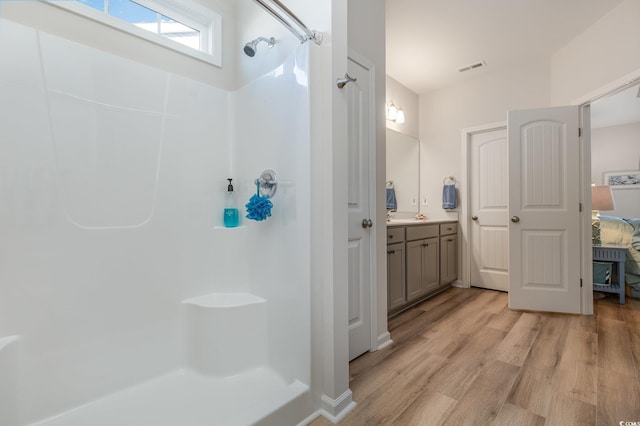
[{"x1": 253, "y1": 0, "x2": 323, "y2": 45}]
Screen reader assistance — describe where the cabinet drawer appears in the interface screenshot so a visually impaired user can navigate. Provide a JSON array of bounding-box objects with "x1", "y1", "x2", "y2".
[
  {"x1": 440, "y1": 223, "x2": 457, "y2": 236},
  {"x1": 387, "y1": 227, "x2": 405, "y2": 243},
  {"x1": 406, "y1": 224, "x2": 438, "y2": 241}
]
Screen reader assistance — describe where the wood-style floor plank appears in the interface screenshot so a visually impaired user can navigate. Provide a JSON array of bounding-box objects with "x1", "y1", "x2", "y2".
[
  {"x1": 441, "y1": 360, "x2": 520, "y2": 425},
  {"x1": 545, "y1": 392, "x2": 596, "y2": 426},
  {"x1": 506, "y1": 364, "x2": 555, "y2": 418},
  {"x1": 597, "y1": 316, "x2": 636, "y2": 374},
  {"x1": 492, "y1": 403, "x2": 545, "y2": 426},
  {"x1": 494, "y1": 312, "x2": 544, "y2": 367},
  {"x1": 308, "y1": 287, "x2": 640, "y2": 426},
  {"x1": 597, "y1": 367, "x2": 640, "y2": 425},
  {"x1": 391, "y1": 390, "x2": 456, "y2": 426}
]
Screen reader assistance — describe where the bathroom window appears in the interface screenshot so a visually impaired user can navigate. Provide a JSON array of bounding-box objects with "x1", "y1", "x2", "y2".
[{"x1": 50, "y1": 0, "x2": 222, "y2": 66}]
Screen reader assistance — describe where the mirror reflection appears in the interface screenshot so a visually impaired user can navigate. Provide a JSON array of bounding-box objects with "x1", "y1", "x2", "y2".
[{"x1": 386, "y1": 128, "x2": 419, "y2": 213}]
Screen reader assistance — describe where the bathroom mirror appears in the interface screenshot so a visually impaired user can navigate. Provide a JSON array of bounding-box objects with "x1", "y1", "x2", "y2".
[{"x1": 386, "y1": 128, "x2": 419, "y2": 213}]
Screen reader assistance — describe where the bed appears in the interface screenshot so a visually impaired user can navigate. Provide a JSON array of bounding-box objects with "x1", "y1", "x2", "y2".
[{"x1": 596, "y1": 215, "x2": 640, "y2": 296}]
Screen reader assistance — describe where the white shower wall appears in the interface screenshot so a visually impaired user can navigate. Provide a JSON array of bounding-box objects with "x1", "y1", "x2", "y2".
[{"x1": 0, "y1": 18, "x2": 310, "y2": 425}]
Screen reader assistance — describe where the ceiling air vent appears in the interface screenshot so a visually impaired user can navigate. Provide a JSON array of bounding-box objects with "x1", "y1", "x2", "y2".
[{"x1": 457, "y1": 61, "x2": 486, "y2": 73}]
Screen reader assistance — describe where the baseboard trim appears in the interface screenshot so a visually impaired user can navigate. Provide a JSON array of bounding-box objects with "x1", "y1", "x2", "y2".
[
  {"x1": 376, "y1": 331, "x2": 393, "y2": 350},
  {"x1": 451, "y1": 279, "x2": 465, "y2": 288},
  {"x1": 319, "y1": 389, "x2": 356, "y2": 423}
]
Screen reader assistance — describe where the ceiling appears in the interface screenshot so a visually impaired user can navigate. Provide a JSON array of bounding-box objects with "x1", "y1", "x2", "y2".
[{"x1": 386, "y1": 0, "x2": 625, "y2": 95}]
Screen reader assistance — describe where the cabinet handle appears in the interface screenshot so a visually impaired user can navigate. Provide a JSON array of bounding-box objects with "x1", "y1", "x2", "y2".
[
  {"x1": 387, "y1": 250, "x2": 395, "y2": 254},
  {"x1": 388, "y1": 235, "x2": 393, "y2": 239},
  {"x1": 422, "y1": 243, "x2": 428, "y2": 247},
  {"x1": 447, "y1": 238, "x2": 454, "y2": 242}
]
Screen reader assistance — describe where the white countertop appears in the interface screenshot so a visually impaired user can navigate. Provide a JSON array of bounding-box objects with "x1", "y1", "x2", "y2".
[{"x1": 386, "y1": 218, "x2": 456, "y2": 226}]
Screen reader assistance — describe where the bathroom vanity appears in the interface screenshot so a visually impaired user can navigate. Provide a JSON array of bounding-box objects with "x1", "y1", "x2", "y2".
[{"x1": 387, "y1": 220, "x2": 458, "y2": 316}]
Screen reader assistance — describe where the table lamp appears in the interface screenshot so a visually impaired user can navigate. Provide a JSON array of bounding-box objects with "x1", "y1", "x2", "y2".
[{"x1": 591, "y1": 185, "x2": 616, "y2": 220}]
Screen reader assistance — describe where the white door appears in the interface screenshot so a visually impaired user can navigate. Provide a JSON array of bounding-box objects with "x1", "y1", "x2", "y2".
[
  {"x1": 347, "y1": 56, "x2": 373, "y2": 361},
  {"x1": 470, "y1": 127, "x2": 509, "y2": 291},
  {"x1": 508, "y1": 106, "x2": 582, "y2": 313}
]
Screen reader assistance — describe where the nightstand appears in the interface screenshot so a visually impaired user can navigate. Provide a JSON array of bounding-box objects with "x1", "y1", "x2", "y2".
[{"x1": 593, "y1": 245, "x2": 626, "y2": 304}]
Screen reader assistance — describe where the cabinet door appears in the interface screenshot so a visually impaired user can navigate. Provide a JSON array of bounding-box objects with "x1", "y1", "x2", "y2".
[
  {"x1": 440, "y1": 234, "x2": 457, "y2": 285},
  {"x1": 407, "y1": 238, "x2": 439, "y2": 301},
  {"x1": 387, "y1": 242, "x2": 406, "y2": 312},
  {"x1": 406, "y1": 240, "x2": 424, "y2": 301},
  {"x1": 422, "y1": 237, "x2": 440, "y2": 294}
]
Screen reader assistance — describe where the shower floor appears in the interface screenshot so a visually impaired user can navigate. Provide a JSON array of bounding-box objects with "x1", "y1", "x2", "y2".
[{"x1": 32, "y1": 367, "x2": 308, "y2": 426}]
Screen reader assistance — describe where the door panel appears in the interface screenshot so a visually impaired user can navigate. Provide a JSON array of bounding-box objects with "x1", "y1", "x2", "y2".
[
  {"x1": 440, "y1": 235, "x2": 457, "y2": 285},
  {"x1": 406, "y1": 238, "x2": 439, "y2": 301},
  {"x1": 347, "y1": 57, "x2": 372, "y2": 361},
  {"x1": 387, "y1": 243, "x2": 406, "y2": 311},
  {"x1": 406, "y1": 240, "x2": 424, "y2": 300},
  {"x1": 470, "y1": 128, "x2": 509, "y2": 291},
  {"x1": 508, "y1": 106, "x2": 581, "y2": 313}
]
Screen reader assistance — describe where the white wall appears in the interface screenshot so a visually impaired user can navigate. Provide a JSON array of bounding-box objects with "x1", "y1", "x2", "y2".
[
  {"x1": 386, "y1": 75, "x2": 419, "y2": 139},
  {"x1": 591, "y1": 122, "x2": 640, "y2": 218},
  {"x1": 419, "y1": 59, "x2": 550, "y2": 221},
  {"x1": 2, "y1": 0, "x2": 238, "y2": 90},
  {"x1": 550, "y1": 0, "x2": 640, "y2": 105}
]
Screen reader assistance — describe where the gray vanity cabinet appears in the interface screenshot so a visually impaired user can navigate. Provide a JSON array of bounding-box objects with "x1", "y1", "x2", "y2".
[
  {"x1": 439, "y1": 223, "x2": 458, "y2": 285},
  {"x1": 406, "y1": 237, "x2": 439, "y2": 301},
  {"x1": 387, "y1": 221, "x2": 457, "y2": 316}
]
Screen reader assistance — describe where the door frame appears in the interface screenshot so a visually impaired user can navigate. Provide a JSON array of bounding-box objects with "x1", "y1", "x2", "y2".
[
  {"x1": 573, "y1": 69, "x2": 640, "y2": 315},
  {"x1": 347, "y1": 49, "x2": 382, "y2": 355},
  {"x1": 460, "y1": 121, "x2": 507, "y2": 289}
]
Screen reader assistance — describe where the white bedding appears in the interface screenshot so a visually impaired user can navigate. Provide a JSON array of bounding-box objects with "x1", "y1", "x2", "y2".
[{"x1": 599, "y1": 215, "x2": 640, "y2": 285}]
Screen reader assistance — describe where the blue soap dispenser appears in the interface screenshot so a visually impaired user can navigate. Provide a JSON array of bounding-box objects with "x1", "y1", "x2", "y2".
[{"x1": 224, "y1": 178, "x2": 239, "y2": 227}]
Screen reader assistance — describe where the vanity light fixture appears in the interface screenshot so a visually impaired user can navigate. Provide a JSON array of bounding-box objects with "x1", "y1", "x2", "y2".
[
  {"x1": 386, "y1": 101, "x2": 405, "y2": 124},
  {"x1": 386, "y1": 101, "x2": 397, "y2": 121}
]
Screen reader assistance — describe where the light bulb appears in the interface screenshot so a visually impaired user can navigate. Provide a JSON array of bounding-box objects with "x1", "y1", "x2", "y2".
[
  {"x1": 395, "y1": 108, "x2": 405, "y2": 124},
  {"x1": 386, "y1": 102, "x2": 397, "y2": 121}
]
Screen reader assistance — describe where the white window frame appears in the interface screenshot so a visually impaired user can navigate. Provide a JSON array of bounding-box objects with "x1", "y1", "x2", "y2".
[{"x1": 48, "y1": 0, "x2": 222, "y2": 67}]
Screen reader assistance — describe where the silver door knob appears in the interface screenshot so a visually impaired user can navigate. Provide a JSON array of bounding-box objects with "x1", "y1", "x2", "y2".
[
  {"x1": 511, "y1": 216, "x2": 520, "y2": 223},
  {"x1": 362, "y1": 218, "x2": 373, "y2": 228},
  {"x1": 471, "y1": 215, "x2": 478, "y2": 221}
]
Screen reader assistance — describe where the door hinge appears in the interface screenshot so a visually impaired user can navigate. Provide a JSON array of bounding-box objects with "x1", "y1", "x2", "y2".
[
  {"x1": 578, "y1": 127, "x2": 582, "y2": 137},
  {"x1": 579, "y1": 202, "x2": 583, "y2": 212},
  {"x1": 580, "y1": 278, "x2": 583, "y2": 288}
]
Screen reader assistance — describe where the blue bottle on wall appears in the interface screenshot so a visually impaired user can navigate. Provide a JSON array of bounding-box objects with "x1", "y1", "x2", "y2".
[{"x1": 224, "y1": 178, "x2": 239, "y2": 227}]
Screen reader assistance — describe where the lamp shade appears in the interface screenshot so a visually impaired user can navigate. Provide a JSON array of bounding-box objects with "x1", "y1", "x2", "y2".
[{"x1": 591, "y1": 185, "x2": 616, "y2": 211}]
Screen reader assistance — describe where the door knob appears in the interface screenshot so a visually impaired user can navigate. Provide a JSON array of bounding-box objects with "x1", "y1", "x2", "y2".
[
  {"x1": 471, "y1": 215, "x2": 478, "y2": 221},
  {"x1": 511, "y1": 216, "x2": 520, "y2": 223},
  {"x1": 361, "y1": 218, "x2": 373, "y2": 228}
]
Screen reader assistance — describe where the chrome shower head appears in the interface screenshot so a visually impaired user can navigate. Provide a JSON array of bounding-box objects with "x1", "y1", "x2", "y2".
[{"x1": 243, "y1": 37, "x2": 275, "y2": 57}]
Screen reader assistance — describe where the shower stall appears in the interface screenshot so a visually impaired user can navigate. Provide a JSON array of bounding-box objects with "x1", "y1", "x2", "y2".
[{"x1": 0, "y1": 0, "x2": 335, "y2": 423}]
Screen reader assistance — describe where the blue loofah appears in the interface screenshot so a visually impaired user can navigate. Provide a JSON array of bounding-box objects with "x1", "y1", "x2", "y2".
[{"x1": 245, "y1": 182, "x2": 273, "y2": 221}]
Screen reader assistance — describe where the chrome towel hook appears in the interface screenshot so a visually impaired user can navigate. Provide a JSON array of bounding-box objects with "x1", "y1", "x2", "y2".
[{"x1": 336, "y1": 73, "x2": 357, "y2": 89}]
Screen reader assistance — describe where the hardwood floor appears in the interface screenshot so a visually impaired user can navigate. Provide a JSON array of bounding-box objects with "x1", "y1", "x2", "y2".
[{"x1": 310, "y1": 287, "x2": 640, "y2": 425}]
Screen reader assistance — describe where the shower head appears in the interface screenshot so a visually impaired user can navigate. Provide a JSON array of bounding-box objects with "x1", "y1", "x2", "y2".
[{"x1": 243, "y1": 37, "x2": 275, "y2": 57}]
